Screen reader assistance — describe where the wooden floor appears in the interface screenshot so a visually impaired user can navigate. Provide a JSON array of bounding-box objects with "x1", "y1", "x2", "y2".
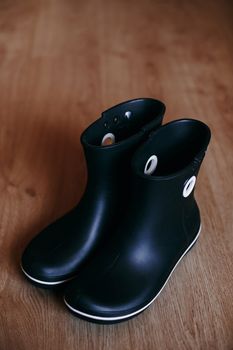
[{"x1": 0, "y1": 0, "x2": 232, "y2": 349}]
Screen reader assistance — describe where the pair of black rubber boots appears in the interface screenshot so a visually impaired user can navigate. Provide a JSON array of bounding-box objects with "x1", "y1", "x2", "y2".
[{"x1": 21, "y1": 98, "x2": 211, "y2": 324}]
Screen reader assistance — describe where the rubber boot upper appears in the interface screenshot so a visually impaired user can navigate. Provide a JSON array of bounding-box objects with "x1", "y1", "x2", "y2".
[
  {"x1": 21, "y1": 98, "x2": 165, "y2": 285},
  {"x1": 64, "y1": 118, "x2": 211, "y2": 322}
]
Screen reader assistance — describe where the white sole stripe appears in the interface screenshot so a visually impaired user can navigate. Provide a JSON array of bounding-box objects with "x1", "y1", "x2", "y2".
[{"x1": 20, "y1": 264, "x2": 72, "y2": 285}]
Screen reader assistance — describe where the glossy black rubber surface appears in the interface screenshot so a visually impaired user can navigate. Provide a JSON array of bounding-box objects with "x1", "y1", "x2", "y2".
[
  {"x1": 21, "y1": 98, "x2": 165, "y2": 286},
  {"x1": 64, "y1": 119, "x2": 211, "y2": 323}
]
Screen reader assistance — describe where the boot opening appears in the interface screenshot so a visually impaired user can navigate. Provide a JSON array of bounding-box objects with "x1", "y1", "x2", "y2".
[
  {"x1": 82, "y1": 98, "x2": 165, "y2": 147},
  {"x1": 138, "y1": 119, "x2": 211, "y2": 176}
]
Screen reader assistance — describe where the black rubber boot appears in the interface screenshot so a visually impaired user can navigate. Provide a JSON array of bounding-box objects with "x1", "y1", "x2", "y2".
[
  {"x1": 64, "y1": 118, "x2": 211, "y2": 323},
  {"x1": 21, "y1": 98, "x2": 165, "y2": 287}
]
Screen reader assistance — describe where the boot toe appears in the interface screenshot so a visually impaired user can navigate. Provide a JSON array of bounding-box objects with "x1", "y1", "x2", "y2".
[
  {"x1": 64, "y1": 275, "x2": 153, "y2": 323},
  {"x1": 64, "y1": 291, "x2": 129, "y2": 323},
  {"x1": 21, "y1": 237, "x2": 73, "y2": 286},
  {"x1": 20, "y1": 214, "x2": 76, "y2": 286},
  {"x1": 21, "y1": 252, "x2": 69, "y2": 286}
]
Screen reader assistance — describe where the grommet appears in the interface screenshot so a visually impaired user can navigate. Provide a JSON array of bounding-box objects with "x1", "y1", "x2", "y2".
[
  {"x1": 183, "y1": 176, "x2": 196, "y2": 198},
  {"x1": 101, "y1": 133, "x2": 116, "y2": 146},
  {"x1": 124, "y1": 111, "x2": 132, "y2": 119},
  {"x1": 144, "y1": 155, "x2": 158, "y2": 175}
]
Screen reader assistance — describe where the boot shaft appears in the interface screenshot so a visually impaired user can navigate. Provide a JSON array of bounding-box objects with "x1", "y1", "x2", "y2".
[
  {"x1": 81, "y1": 98, "x2": 165, "y2": 190},
  {"x1": 128, "y1": 119, "x2": 211, "y2": 243},
  {"x1": 132, "y1": 119, "x2": 211, "y2": 203}
]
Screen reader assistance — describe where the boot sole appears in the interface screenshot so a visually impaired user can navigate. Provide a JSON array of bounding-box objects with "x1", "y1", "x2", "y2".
[
  {"x1": 20, "y1": 263, "x2": 74, "y2": 287},
  {"x1": 64, "y1": 225, "x2": 201, "y2": 323}
]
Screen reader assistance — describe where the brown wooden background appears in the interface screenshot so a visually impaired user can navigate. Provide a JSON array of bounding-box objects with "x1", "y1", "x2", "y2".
[{"x1": 0, "y1": 0, "x2": 232, "y2": 349}]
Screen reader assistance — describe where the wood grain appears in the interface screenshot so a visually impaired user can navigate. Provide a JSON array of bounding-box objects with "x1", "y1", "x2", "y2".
[{"x1": 0, "y1": 0, "x2": 232, "y2": 349}]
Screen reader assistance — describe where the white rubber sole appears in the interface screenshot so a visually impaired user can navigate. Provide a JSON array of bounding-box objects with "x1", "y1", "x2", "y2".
[
  {"x1": 20, "y1": 263, "x2": 72, "y2": 286},
  {"x1": 64, "y1": 225, "x2": 201, "y2": 322}
]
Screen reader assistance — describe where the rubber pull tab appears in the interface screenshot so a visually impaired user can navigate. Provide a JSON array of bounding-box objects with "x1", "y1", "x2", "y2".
[{"x1": 101, "y1": 133, "x2": 116, "y2": 146}]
